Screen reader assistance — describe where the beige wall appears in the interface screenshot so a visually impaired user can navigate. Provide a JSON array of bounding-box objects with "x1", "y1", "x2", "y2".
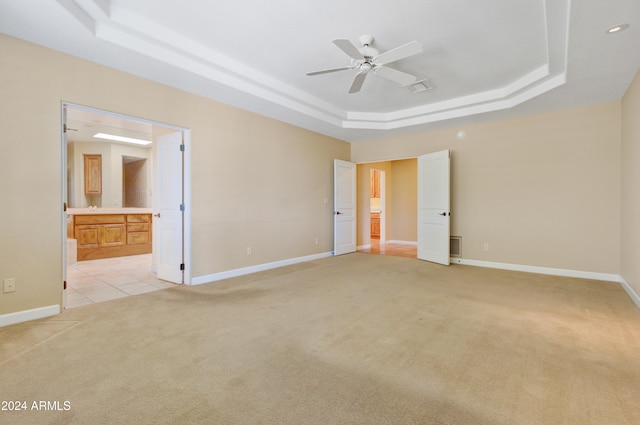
[
  {"x1": 621, "y1": 70, "x2": 640, "y2": 297},
  {"x1": 0, "y1": 35, "x2": 349, "y2": 316},
  {"x1": 352, "y1": 102, "x2": 622, "y2": 273},
  {"x1": 389, "y1": 159, "x2": 417, "y2": 242}
]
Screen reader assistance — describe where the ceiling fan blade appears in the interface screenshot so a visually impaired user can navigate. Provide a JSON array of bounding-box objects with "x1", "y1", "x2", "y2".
[
  {"x1": 374, "y1": 66, "x2": 417, "y2": 86},
  {"x1": 373, "y1": 41, "x2": 423, "y2": 65},
  {"x1": 306, "y1": 66, "x2": 354, "y2": 76},
  {"x1": 333, "y1": 39, "x2": 365, "y2": 60},
  {"x1": 349, "y1": 72, "x2": 368, "y2": 94}
]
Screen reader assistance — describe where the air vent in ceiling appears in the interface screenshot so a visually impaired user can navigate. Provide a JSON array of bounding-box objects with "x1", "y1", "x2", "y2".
[{"x1": 407, "y1": 79, "x2": 435, "y2": 93}]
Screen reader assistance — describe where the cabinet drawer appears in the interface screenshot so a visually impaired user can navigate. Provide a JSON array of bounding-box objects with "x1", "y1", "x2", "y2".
[
  {"x1": 127, "y1": 232, "x2": 150, "y2": 245},
  {"x1": 127, "y1": 223, "x2": 149, "y2": 232},
  {"x1": 127, "y1": 214, "x2": 150, "y2": 223},
  {"x1": 75, "y1": 214, "x2": 125, "y2": 225}
]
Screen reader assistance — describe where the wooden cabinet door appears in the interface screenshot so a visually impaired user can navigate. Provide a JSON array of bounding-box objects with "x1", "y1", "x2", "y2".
[
  {"x1": 370, "y1": 169, "x2": 380, "y2": 198},
  {"x1": 75, "y1": 225, "x2": 99, "y2": 248},
  {"x1": 370, "y1": 212, "x2": 380, "y2": 239},
  {"x1": 84, "y1": 154, "x2": 102, "y2": 195},
  {"x1": 100, "y1": 224, "x2": 126, "y2": 246}
]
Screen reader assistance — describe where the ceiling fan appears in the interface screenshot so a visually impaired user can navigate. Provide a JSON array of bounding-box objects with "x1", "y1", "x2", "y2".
[{"x1": 307, "y1": 34, "x2": 423, "y2": 94}]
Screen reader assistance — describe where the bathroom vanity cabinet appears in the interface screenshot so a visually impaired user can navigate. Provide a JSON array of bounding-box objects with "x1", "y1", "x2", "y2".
[{"x1": 68, "y1": 210, "x2": 152, "y2": 260}]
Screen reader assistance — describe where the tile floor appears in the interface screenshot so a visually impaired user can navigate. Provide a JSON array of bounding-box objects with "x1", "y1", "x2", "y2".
[{"x1": 66, "y1": 254, "x2": 177, "y2": 309}]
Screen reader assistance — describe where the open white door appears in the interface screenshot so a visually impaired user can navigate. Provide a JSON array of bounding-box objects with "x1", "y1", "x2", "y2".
[
  {"x1": 334, "y1": 159, "x2": 357, "y2": 255},
  {"x1": 154, "y1": 131, "x2": 184, "y2": 283},
  {"x1": 417, "y1": 150, "x2": 450, "y2": 265},
  {"x1": 61, "y1": 105, "x2": 68, "y2": 308}
]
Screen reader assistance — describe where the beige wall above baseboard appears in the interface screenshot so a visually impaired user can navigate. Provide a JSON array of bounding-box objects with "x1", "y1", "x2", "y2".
[{"x1": 352, "y1": 102, "x2": 622, "y2": 274}]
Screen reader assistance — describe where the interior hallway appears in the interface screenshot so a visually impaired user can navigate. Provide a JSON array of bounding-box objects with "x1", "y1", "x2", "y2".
[{"x1": 66, "y1": 254, "x2": 176, "y2": 309}]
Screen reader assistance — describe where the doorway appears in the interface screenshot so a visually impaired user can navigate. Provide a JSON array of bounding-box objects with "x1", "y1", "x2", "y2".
[
  {"x1": 369, "y1": 168, "x2": 386, "y2": 243},
  {"x1": 122, "y1": 156, "x2": 149, "y2": 208},
  {"x1": 354, "y1": 153, "x2": 451, "y2": 263},
  {"x1": 61, "y1": 103, "x2": 191, "y2": 308},
  {"x1": 356, "y1": 160, "x2": 417, "y2": 259}
]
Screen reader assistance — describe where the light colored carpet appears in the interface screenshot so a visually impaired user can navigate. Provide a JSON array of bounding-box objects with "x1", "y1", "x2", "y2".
[{"x1": 1, "y1": 253, "x2": 639, "y2": 424}]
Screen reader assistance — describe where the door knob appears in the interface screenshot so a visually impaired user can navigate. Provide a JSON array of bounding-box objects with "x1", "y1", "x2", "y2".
[
  {"x1": 153, "y1": 213, "x2": 161, "y2": 218},
  {"x1": 439, "y1": 212, "x2": 446, "y2": 216},
  {"x1": 335, "y1": 211, "x2": 342, "y2": 215}
]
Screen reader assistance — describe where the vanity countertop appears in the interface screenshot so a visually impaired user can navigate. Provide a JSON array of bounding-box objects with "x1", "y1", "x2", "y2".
[{"x1": 67, "y1": 208, "x2": 152, "y2": 215}]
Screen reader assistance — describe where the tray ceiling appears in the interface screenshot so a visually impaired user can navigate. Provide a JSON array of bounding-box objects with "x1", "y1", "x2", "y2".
[{"x1": 1, "y1": 0, "x2": 639, "y2": 141}]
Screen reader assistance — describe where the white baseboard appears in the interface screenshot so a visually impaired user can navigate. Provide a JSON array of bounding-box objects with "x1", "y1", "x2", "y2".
[
  {"x1": 451, "y1": 258, "x2": 640, "y2": 309},
  {"x1": 191, "y1": 251, "x2": 333, "y2": 285},
  {"x1": 619, "y1": 277, "x2": 640, "y2": 309},
  {"x1": 451, "y1": 257, "x2": 620, "y2": 282},
  {"x1": 0, "y1": 305, "x2": 60, "y2": 328}
]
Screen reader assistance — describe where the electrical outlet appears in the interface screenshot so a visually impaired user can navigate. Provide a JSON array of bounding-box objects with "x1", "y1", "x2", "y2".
[
  {"x1": 483, "y1": 243, "x2": 489, "y2": 251},
  {"x1": 315, "y1": 238, "x2": 319, "y2": 245},
  {"x1": 3, "y1": 278, "x2": 16, "y2": 293},
  {"x1": 246, "y1": 247, "x2": 252, "y2": 255}
]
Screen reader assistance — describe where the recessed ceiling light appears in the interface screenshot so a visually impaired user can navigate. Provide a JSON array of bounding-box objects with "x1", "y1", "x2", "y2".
[
  {"x1": 93, "y1": 133, "x2": 152, "y2": 145},
  {"x1": 607, "y1": 23, "x2": 629, "y2": 34}
]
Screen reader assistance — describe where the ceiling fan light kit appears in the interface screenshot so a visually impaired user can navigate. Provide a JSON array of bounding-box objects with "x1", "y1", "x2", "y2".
[{"x1": 307, "y1": 34, "x2": 424, "y2": 94}]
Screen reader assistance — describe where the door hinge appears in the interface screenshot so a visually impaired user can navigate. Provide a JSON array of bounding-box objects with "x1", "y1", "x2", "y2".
[
  {"x1": 180, "y1": 263, "x2": 185, "y2": 271},
  {"x1": 63, "y1": 280, "x2": 67, "y2": 290},
  {"x1": 180, "y1": 204, "x2": 185, "y2": 212},
  {"x1": 180, "y1": 144, "x2": 185, "y2": 152},
  {"x1": 63, "y1": 202, "x2": 67, "y2": 212}
]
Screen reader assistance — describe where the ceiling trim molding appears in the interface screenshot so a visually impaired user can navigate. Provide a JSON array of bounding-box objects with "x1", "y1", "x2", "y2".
[{"x1": 59, "y1": 0, "x2": 570, "y2": 132}]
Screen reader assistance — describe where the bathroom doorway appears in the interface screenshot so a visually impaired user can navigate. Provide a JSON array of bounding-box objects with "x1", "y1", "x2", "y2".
[
  {"x1": 122, "y1": 156, "x2": 149, "y2": 208},
  {"x1": 61, "y1": 103, "x2": 191, "y2": 308}
]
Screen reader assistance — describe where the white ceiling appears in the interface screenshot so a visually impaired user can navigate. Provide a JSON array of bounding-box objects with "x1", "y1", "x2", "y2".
[
  {"x1": 1, "y1": 0, "x2": 639, "y2": 142},
  {"x1": 64, "y1": 106, "x2": 155, "y2": 145}
]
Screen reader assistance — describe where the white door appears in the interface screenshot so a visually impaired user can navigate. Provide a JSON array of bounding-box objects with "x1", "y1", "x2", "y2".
[
  {"x1": 417, "y1": 150, "x2": 450, "y2": 265},
  {"x1": 334, "y1": 159, "x2": 357, "y2": 255},
  {"x1": 379, "y1": 169, "x2": 386, "y2": 244},
  {"x1": 62, "y1": 105, "x2": 69, "y2": 308},
  {"x1": 154, "y1": 131, "x2": 184, "y2": 283}
]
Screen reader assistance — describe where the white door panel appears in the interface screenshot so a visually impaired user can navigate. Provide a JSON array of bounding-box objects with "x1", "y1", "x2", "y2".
[
  {"x1": 418, "y1": 150, "x2": 450, "y2": 265},
  {"x1": 155, "y1": 132, "x2": 184, "y2": 283},
  {"x1": 334, "y1": 160, "x2": 356, "y2": 256},
  {"x1": 62, "y1": 105, "x2": 68, "y2": 308}
]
